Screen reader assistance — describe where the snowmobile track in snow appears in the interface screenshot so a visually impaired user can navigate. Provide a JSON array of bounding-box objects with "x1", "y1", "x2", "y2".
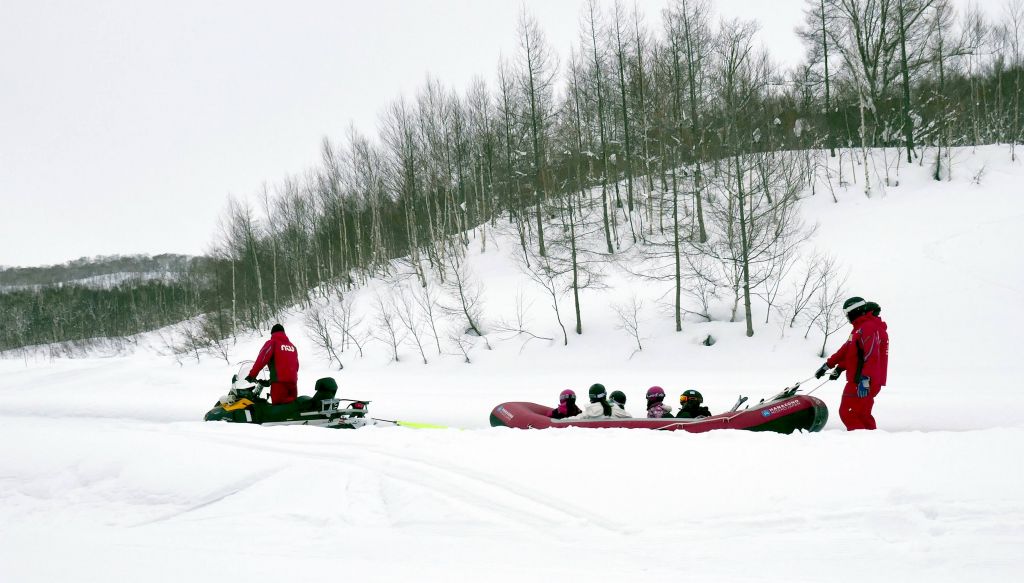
[
  {"x1": 130, "y1": 466, "x2": 284, "y2": 527},
  {"x1": 187, "y1": 426, "x2": 631, "y2": 536}
]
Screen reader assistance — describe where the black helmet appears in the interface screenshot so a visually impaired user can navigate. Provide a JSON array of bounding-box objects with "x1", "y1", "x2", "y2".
[
  {"x1": 680, "y1": 390, "x2": 703, "y2": 406},
  {"x1": 839, "y1": 295, "x2": 872, "y2": 323},
  {"x1": 589, "y1": 383, "x2": 607, "y2": 402},
  {"x1": 610, "y1": 390, "x2": 627, "y2": 406},
  {"x1": 843, "y1": 297, "x2": 866, "y2": 314}
]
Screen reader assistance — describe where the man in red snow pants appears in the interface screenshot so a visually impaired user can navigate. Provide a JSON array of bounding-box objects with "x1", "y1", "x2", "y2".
[
  {"x1": 245, "y1": 323, "x2": 299, "y2": 405},
  {"x1": 815, "y1": 297, "x2": 889, "y2": 430}
]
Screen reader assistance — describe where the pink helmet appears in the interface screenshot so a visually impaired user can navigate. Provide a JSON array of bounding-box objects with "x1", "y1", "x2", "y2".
[
  {"x1": 559, "y1": 389, "x2": 576, "y2": 402},
  {"x1": 646, "y1": 386, "x2": 665, "y2": 401}
]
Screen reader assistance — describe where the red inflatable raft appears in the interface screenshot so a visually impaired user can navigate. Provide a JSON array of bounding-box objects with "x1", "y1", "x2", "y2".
[{"x1": 490, "y1": 391, "x2": 828, "y2": 434}]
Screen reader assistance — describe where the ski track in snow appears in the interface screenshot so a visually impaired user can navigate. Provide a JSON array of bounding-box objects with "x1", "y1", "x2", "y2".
[
  {"x1": 129, "y1": 466, "x2": 284, "y2": 527},
  {"x1": 176, "y1": 426, "x2": 629, "y2": 536},
  {"x1": 359, "y1": 444, "x2": 634, "y2": 535},
  {"x1": 920, "y1": 212, "x2": 1024, "y2": 294}
]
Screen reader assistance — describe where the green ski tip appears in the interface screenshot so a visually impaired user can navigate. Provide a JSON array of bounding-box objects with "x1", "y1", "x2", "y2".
[{"x1": 395, "y1": 420, "x2": 455, "y2": 430}]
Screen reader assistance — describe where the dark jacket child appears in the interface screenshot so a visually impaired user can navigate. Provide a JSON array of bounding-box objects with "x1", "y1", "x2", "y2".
[
  {"x1": 675, "y1": 390, "x2": 711, "y2": 418},
  {"x1": 550, "y1": 389, "x2": 583, "y2": 419}
]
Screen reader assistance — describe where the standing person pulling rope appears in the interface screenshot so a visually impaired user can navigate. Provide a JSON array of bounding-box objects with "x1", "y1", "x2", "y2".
[{"x1": 813, "y1": 297, "x2": 890, "y2": 431}]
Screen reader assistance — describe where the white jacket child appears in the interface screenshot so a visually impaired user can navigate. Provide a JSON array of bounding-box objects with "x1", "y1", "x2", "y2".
[
  {"x1": 573, "y1": 401, "x2": 610, "y2": 419},
  {"x1": 610, "y1": 403, "x2": 632, "y2": 418},
  {"x1": 608, "y1": 391, "x2": 632, "y2": 418}
]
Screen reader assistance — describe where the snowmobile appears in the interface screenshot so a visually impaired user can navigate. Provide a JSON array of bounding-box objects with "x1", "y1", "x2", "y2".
[
  {"x1": 204, "y1": 362, "x2": 374, "y2": 429},
  {"x1": 489, "y1": 383, "x2": 828, "y2": 434}
]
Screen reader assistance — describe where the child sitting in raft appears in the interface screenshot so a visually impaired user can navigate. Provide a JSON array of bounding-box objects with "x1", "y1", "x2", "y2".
[
  {"x1": 550, "y1": 389, "x2": 583, "y2": 419},
  {"x1": 609, "y1": 390, "x2": 632, "y2": 418},
  {"x1": 569, "y1": 384, "x2": 613, "y2": 419},
  {"x1": 645, "y1": 386, "x2": 674, "y2": 418},
  {"x1": 675, "y1": 390, "x2": 712, "y2": 418}
]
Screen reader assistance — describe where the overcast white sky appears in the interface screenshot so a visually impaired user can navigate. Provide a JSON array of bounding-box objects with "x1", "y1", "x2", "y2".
[{"x1": 0, "y1": 0, "x2": 993, "y2": 268}]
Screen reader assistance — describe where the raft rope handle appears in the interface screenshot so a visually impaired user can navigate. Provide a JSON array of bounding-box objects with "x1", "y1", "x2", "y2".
[{"x1": 805, "y1": 379, "x2": 831, "y2": 395}]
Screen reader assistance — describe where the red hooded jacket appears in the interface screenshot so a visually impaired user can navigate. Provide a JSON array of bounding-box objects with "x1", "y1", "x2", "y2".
[
  {"x1": 827, "y1": 313, "x2": 888, "y2": 396},
  {"x1": 248, "y1": 331, "x2": 299, "y2": 383}
]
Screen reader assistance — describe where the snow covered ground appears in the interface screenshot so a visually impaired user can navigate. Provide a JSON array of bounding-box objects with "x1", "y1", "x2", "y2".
[{"x1": 2, "y1": 146, "x2": 1023, "y2": 582}]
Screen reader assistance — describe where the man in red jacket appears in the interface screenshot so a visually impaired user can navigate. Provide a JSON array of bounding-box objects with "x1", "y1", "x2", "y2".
[
  {"x1": 245, "y1": 323, "x2": 299, "y2": 405},
  {"x1": 815, "y1": 297, "x2": 889, "y2": 431}
]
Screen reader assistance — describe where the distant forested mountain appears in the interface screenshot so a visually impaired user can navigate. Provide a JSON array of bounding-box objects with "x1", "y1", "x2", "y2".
[
  {"x1": 0, "y1": 254, "x2": 200, "y2": 289},
  {"x1": 0, "y1": 254, "x2": 226, "y2": 352}
]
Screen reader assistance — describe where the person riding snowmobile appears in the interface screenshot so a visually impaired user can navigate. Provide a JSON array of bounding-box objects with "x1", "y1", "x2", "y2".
[
  {"x1": 246, "y1": 323, "x2": 299, "y2": 405},
  {"x1": 550, "y1": 389, "x2": 583, "y2": 419},
  {"x1": 645, "y1": 386, "x2": 674, "y2": 418},
  {"x1": 814, "y1": 296, "x2": 889, "y2": 431},
  {"x1": 570, "y1": 384, "x2": 613, "y2": 419},
  {"x1": 675, "y1": 390, "x2": 711, "y2": 418},
  {"x1": 609, "y1": 390, "x2": 632, "y2": 418}
]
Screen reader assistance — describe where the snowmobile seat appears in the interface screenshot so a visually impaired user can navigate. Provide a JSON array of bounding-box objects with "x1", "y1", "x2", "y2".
[
  {"x1": 295, "y1": 395, "x2": 315, "y2": 412},
  {"x1": 312, "y1": 377, "x2": 339, "y2": 400},
  {"x1": 296, "y1": 377, "x2": 340, "y2": 413},
  {"x1": 263, "y1": 400, "x2": 303, "y2": 422}
]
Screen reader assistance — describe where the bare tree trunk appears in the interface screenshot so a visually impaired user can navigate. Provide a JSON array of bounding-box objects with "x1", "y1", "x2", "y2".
[
  {"x1": 672, "y1": 154, "x2": 682, "y2": 332},
  {"x1": 634, "y1": 6, "x2": 656, "y2": 235},
  {"x1": 821, "y1": 0, "x2": 836, "y2": 157},
  {"x1": 859, "y1": 95, "x2": 872, "y2": 198},
  {"x1": 680, "y1": 1, "x2": 709, "y2": 243},
  {"x1": 570, "y1": 200, "x2": 582, "y2": 335},
  {"x1": 519, "y1": 11, "x2": 551, "y2": 257},
  {"x1": 569, "y1": 54, "x2": 588, "y2": 335},
  {"x1": 736, "y1": 156, "x2": 754, "y2": 337},
  {"x1": 898, "y1": 0, "x2": 915, "y2": 163},
  {"x1": 230, "y1": 258, "x2": 237, "y2": 340},
  {"x1": 587, "y1": 0, "x2": 615, "y2": 254},
  {"x1": 613, "y1": 0, "x2": 635, "y2": 220}
]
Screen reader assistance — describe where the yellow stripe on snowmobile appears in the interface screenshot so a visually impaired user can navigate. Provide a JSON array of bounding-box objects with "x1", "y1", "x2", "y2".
[{"x1": 223, "y1": 399, "x2": 254, "y2": 412}]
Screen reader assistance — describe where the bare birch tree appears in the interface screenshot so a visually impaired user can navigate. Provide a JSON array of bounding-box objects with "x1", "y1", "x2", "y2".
[{"x1": 518, "y1": 9, "x2": 558, "y2": 257}]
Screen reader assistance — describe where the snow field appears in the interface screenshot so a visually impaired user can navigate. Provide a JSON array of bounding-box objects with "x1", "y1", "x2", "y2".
[
  {"x1": 2, "y1": 417, "x2": 1021, "y2": 582},
  {"x1": 2, "y1": 146, "x2": 1024, "y2": 581}
]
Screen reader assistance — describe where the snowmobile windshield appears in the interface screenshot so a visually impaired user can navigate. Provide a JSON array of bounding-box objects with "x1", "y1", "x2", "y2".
[{"x1": 232, "y1": 361, "x2": 267, "y2": 390}]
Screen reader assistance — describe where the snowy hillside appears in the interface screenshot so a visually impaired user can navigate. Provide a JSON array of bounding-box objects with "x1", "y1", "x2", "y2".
[{"x1": 2, "y1": 146, "x2": 1023, "y2": 582}]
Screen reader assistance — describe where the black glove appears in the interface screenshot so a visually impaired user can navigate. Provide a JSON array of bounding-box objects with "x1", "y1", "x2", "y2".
[
  {"x1": 829, "y1": 367, "x2": 844, "y2": 381},
  {"x1": 814, "y1": 363, "x2": 830, "y2": 379},
  {"x1": 244, "y1": 375, "x2": 257, "y2": 384},
  {"x1": 257, "y1": 379, "x2": 272, "y2": 387}
]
